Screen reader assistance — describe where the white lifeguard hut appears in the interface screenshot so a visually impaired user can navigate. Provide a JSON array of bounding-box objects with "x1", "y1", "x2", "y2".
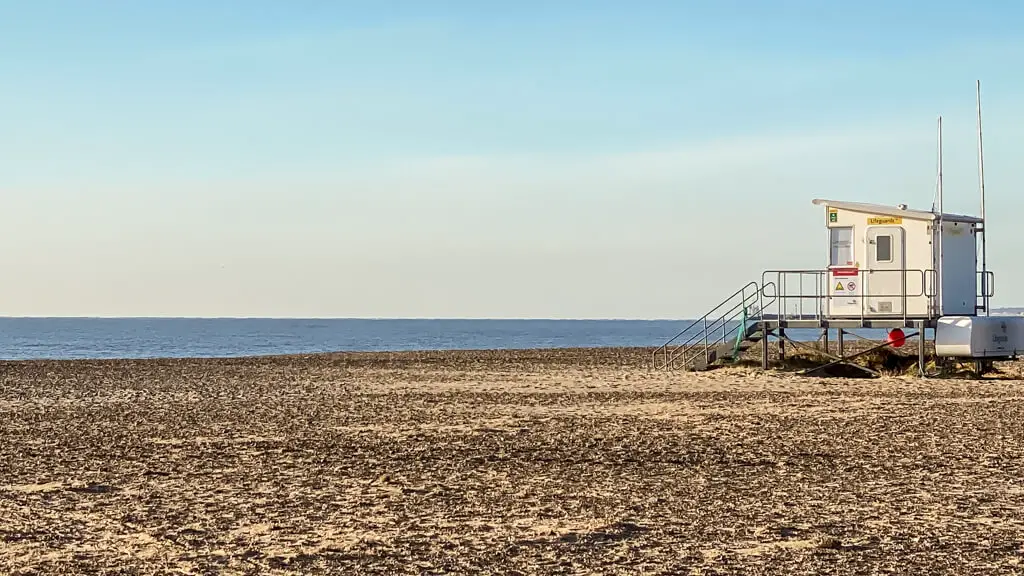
[
  {"x1": 653, "y1": 81, "x2": 1024, "y2": 376},
  {"x1": 814, "y1": 198, "x2": 983, "y2": 320}
]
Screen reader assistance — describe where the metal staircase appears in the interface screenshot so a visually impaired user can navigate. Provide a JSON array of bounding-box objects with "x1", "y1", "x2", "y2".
[{"x1": 652, "y1": 282, "x2": 770, "y2": 371}]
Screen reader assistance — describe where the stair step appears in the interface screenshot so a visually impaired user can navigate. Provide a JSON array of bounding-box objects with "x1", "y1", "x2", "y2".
[{"x1": 682, "y1": 326, "x2": 762, "y2": 371}]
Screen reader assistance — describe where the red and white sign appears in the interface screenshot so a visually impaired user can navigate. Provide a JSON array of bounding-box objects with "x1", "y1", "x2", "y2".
[{"x1": 831, "y1": 267, "x2": 859, "y2": 277}]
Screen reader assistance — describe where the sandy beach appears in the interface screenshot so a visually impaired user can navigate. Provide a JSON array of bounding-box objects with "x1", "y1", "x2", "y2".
[{"x1": 2, "y1": 347, "x2": 1024, "y2": 574}]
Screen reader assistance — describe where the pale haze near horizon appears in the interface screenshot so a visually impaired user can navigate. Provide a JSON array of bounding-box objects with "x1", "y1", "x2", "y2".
[{"x1": 2, "y1": 1, "x2": 1024, "y2": 319}]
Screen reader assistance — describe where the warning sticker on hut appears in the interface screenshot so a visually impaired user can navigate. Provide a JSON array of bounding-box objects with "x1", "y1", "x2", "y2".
[
  {"x1": 830, "y1": 269, "x2": 861, "y2": 313},
  {"x1": 831, "y1": 267, "x2": 859, "y2": 277},
  {"x1": 832, "y1": 277, "x2": 859, "y2": 294}
]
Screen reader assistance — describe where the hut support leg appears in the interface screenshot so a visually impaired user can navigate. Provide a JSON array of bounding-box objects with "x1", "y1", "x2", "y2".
[
  {"x1": 917, "y1": 320, "x2": 926, "y2": 377},
  {"x1": 822, "y1": 328, "x2": 829, "y2": 354},
  {"x1": 837, "y1": 329, "x2": 845, "y2": 359},
  {"x1": 761, "y1": 327, "x2": 771, "y2": 370},
  {"x1": 778, "y1": 328, "x2": 786, "y2": 362}
]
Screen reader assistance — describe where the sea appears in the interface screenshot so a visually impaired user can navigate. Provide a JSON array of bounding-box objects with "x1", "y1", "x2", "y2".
[{"x1": 0, "y1": 318, "x2": 899, "y2": 361}]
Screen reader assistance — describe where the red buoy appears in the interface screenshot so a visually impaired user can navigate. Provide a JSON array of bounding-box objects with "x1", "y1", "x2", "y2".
[{"x1": 887, "y1": 328, "x2": 906, "y2": 348}]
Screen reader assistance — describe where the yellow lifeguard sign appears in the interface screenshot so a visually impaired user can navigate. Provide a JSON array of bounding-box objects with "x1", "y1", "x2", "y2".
[{"x1": 867, "y1": 216, "x2": 903, "y2": 225}]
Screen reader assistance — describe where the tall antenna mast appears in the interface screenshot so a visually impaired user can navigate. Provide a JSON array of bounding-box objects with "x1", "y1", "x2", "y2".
[
  {"x1": 976, "y1": 80, "x2": 989, "y2": 315},
  {"x1": 937, "y1": 115, "x2": 944, "y2": 214},
  {"x1": 937, "y1": 115, "x2": 944, "y2": 315}
]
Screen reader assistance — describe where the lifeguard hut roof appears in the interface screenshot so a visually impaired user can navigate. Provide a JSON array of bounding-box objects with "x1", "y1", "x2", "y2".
[{"x1": 811, "y1": 198, "x2": 983, "y2": 224}]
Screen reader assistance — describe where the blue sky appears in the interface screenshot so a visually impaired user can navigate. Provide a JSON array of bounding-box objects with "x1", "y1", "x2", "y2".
[{"x1": 1, "y1": 1, "x2": 1023, "y2": 318}]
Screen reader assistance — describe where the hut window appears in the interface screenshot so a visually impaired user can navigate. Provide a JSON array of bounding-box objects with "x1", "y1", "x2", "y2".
[
  {"x1": 876, "y1": 234, "x2": 893, "y2": 262},
  {"x1": 830, "y1": 227, "x2": 853, "y2": 266}
]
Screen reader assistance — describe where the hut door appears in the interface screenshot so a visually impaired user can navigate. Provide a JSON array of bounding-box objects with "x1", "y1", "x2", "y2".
[{"x1": 865, "y1": 226, "x2": 905, "y2": 315}]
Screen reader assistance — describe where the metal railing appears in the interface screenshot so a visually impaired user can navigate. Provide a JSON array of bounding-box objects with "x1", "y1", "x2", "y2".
[
  {"x1": 758, "y1": 268, "x2": 938, "y2": 325},
  {"x1": 978, "y1": 270, "x2": 996, "y2": 313},
  {"x1": 651, "y1": 281, "x2": 775, "y2": 370}
]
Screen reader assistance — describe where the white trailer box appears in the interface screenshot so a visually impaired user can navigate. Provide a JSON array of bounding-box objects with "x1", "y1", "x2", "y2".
[{"x1": 935, "y1": 316, "x2": 1024, "y2": 358}]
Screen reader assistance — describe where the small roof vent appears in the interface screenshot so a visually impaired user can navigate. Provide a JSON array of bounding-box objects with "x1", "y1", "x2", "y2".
[{"x1": 897, "y1": 203, "x2": 908, "y2": 210}]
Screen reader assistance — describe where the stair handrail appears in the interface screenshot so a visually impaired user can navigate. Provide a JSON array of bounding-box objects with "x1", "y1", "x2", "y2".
[
  {"x1": 651, "y1": 281, "x2": 762, "y2": 370},
  {"x1": 670, "y1": 288, "x2": 764, "y2": 370}
]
